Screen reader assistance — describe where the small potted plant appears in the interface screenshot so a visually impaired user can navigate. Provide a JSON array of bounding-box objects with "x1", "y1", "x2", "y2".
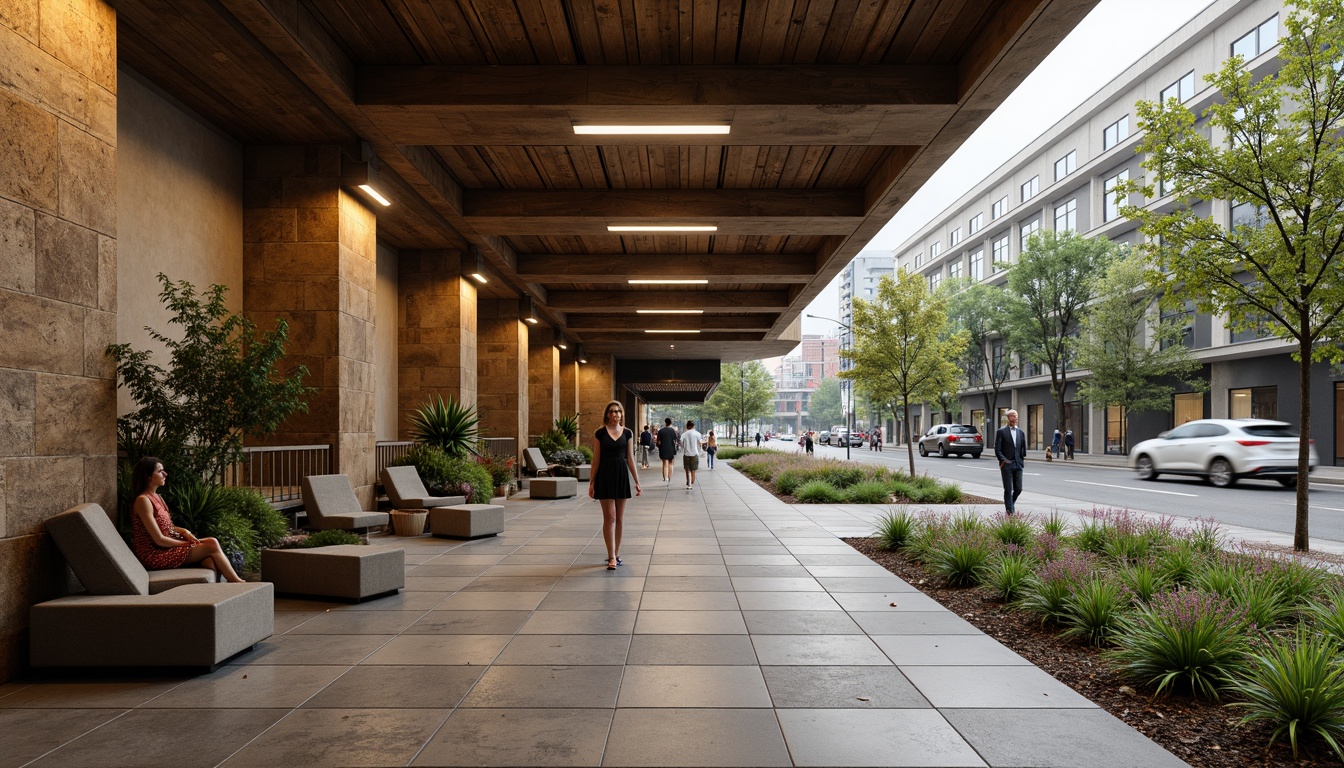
[{"x1": 477, "y1": 454, "x2": 515, "y2": 498}]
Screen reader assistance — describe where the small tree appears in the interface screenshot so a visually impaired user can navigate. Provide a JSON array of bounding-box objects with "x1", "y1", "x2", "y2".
[
  {"x1": 705, "y1": 360, "x2": 774, "y2": 442},
  {"x1": 109, "y1": 274, "x2": 312, "y2": 482},
  {"x1": 841, "y1": 271, "x2": 968, "y2": 475},
  {"x1": 1123, "y1": 0, "x2": 1344, "y2": 550},
  {"x1": 808, "y1": 377, "x2": 844, "y2": 429},
  {"x1": 1072, "y1": 253, "x2": 1206, "y2": 449},
  {"x1": 947, "y1": 281, "x2": 1018, "y2": 423},
  {"x1": 1007, "y1": 230, "x2": 1121, "y2": 436}
]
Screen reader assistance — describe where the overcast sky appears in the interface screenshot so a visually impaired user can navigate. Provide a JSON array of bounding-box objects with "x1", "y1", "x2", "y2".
[{"x1": 798, "y1": 0, "x2": 1216, "y2": 340}]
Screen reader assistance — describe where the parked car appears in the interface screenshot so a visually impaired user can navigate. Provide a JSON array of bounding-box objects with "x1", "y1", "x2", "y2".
[
  {"x1": 780, "y1": 432, "x2": 796, "y2": 443},
  {"x1": 818, "y1": 430, "x2": 831, "y2": 445},
  {"x1": 918, "y1": 424, "x2": 984, "y2": 458},
  {"x1": 1128, "y1": 418, "x2": 1317, "y2": 488}
]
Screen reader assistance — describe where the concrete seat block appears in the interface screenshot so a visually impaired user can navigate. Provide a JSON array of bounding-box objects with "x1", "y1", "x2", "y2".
[
  {"x1": 430, "y1": 504, "x2": 504, "y2": 539},
  {"x1": 262, "y1": 545, "x2": 405, "y2": 601},
  {"x1": 529, "y1": 477, "x2": 578, "y2": 499},
  {"x1": 576, "y1": 464, "x2": 591, "y2": 481}
]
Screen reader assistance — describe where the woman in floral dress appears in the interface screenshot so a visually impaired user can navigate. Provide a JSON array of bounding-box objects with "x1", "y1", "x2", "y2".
[{"x1": 129, "y1": 456, "x2": 246, "y2": 583}]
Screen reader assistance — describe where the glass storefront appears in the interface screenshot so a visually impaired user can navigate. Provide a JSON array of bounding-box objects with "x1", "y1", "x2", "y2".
[
  {"x1": 1229, "y1": 386, "x2": 1277, "y2": 419},
  {"x1": 1027, "y1": 404, "x2": 1044, "y2": 450},
  {"x1": 1106, "y1": 405, "x2": 1127, "y2": 454},
  {"x1": 1173, "y1": 392, "x2": 1203, "y2": 426}
]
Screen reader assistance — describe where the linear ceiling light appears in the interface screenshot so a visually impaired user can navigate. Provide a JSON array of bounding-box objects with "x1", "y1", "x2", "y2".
[
  {"x1": 574, "y1": 124, "x2": 730, "y2": 135},
  {"x1": 607, "y1": 225, "x2": 718, "y2": 232},
  {"x1": 357, "y1": 184, "x2": 391, "y2": 206},
  {"x1": 645, "y1": 329, "x2": 701, "y2": 334},
  {"x1": 636, "y1": 309, "x2": 704, "y2": 314},
  {"x1": 470, "y1": 249, "x2": 488, "y2": 284},
  {"x1": 628, "y1": 279, "x2": 709, "y2": 285}
]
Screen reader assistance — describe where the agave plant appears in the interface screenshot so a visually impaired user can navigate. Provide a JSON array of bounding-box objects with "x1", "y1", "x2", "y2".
[
  {"x1": 409, "y1": 395, "x2": 480, "y2": 456},
  {"x1": 554, "y1": 413, "x2": 580, "y2": 442}
]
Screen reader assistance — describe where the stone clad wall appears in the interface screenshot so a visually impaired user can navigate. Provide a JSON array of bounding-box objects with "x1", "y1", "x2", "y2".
[
  {"x1": 528, "y1": 325, "x2": 559, "y2": 440},
  {"x1": 579, "y1": 353, "x2": 617, "y2": 442},
  {"x1": 397, "y1": 250, "x2": 477, "y2": 437},
  {"x1": 477, "y1": 299, "x2": 528, "y2": 464},
  {"x1": 0, "y1": 0, "x2": 119, "y2": 681}
]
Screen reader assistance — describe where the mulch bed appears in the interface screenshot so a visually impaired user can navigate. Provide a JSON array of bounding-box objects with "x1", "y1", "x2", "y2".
[{"x1": 844, "y1": 537, "x2": 1342, "y2": 768}]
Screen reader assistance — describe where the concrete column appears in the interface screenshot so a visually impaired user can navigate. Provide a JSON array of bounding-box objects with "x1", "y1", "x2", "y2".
[
  {"x1": 579, "y1": 353, "x2": 616, "y2": 439},
  {"x1": 559, "y1": 348, "x2": 580, "y2": 423},
  {"x1": 0, "y1": 0, "x2": 119, "y2": 681},
  {"x1": 528, "y1": 325, "x2": 560, "y2": 440},
  {"x1": 397, "y1": 250, "x2": 478, "y2": 434},
  {"x1": 243, "y1": 146, "x2": 378, "y2": 504},
  {"x1": 478, "y1": 299, "x2": 528, "y2": 462}
]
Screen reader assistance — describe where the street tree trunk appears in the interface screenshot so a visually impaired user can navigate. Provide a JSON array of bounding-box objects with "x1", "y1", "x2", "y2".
[
  {"x1": 904, "y1": 401, "x2": 916, "y2": 477},
  {"x1": 1296, "y1": 338, "x2": 1312, "y2": 551}
]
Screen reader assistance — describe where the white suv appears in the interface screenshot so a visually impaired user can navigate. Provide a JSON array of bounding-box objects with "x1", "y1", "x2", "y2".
[{"x1": 1128, "y1": 419, "x2": 1317, "y2": 488}]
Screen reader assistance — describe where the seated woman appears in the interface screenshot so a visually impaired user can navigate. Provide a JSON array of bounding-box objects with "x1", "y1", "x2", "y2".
[{"x1": 129, "y1": 456, "x2": 246, "y2": 583}]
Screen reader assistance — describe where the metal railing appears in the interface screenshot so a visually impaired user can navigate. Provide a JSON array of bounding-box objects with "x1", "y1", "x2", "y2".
[
  {"x1": 480, "y1": 437, "x2": 517, "y2": 461},
  {"x1": 221, "y1": 444, "x2": 331, "y2": 508},
  {"x1": 375, "y1": 441, "x2": 415, "y2": 477}
]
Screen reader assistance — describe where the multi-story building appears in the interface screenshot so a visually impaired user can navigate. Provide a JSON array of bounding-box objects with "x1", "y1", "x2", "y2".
[
  {"x1": 895, "y1": 0, "x2": 1337, "y2": 459},
  {"x1": 840, "y1": 252, "x2": 895, "y2": 362},
  {"x1": 771, "y1": 335, "x2": 841, "y2": 433}
]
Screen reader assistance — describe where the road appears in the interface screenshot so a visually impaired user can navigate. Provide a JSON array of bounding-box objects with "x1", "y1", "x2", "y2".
[{"x1": 755, "y1": 439, "x2": 1344, "y2": 544}]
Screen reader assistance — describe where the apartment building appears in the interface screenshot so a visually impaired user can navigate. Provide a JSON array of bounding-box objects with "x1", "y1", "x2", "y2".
[{"x1": 894, "y1": 0, "x2": 1339, "y2": 459}]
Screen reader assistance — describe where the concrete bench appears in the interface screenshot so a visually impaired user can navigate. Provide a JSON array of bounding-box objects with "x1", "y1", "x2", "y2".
[
  {"x1": 529, "y1": 476, "x2": 578, "y2": 499},
  {"x1": 575, "y1": 464, "x2": 591, "y2": 481},
  {"x1": 430, "y1": 504, "x2": 504, "y2": 539},
  {"x1": 262, "y1": 545, "x2": 405, "y2": 602}
]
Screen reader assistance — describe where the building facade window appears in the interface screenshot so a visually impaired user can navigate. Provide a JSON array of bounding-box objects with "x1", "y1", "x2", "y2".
[
  {"x1": 1103, "y1": 170, "x2": 1129, "y2": 222},
  {"x1": 928, "y1": 272, "x2": 942, "y2": 291},
  {"x1": 968, "y1": 213, "x2": 984, "y2": 234},
  {"x1": 1020, "y1": 175, "x2": 1039, "y2": 202},
  {"x1": 1053, "y1": 150, "x2": 1076, "y2": 182},
  {"x1": 1106, "y1": 405, "x2": 1127, "y2": 454},
  {"x1": 1231, "y1": 200, "x2": 1268, "y2": 228},
  {"x1": 914, "y1": 253, "x2": 924, "y2": 267},
  {"x1": 949, "y1": 227, "x2": 962, "y2": 246},
  {"x1": 992, "y1": 342, "x2": 1005, "y2": 380},
  {"x1": 991, "y1": 235, "x2": 1009, "y2": 271},
  {"x1": 1019, "y1": 218, "x2": 1040, "y2": 252},
  {"x1": 929, "y1": 241, "x2": 941, "y2": 258},
  {"x1": 1160, "y1": 71, "x2": 1196, "y2": 104},
  {"x1": 1173, "y1": 392, "x2": 1204, "y2": 426},
  {"x1": 1229, "y1": 386, "x2": 1277, "y2": 419},
  {"x1": 1232, "y1": 15, "x2": 1279, "y2": 60},
  {"x1": 1103, "y1": 115, "x2": 1129, "y2": 150},
  {"x1": 1160, "y1": 300, "x2": 1196, "y2": 350},
  {"x1": 969, "y1": 249, "x2": 984, "y2": 280},
  {"x1": 948, "y1": 260, "x2": 963, "y2": 280},
  {"x1": 1054, "y1": 198, "x2": 1077, "y2": 232},
  {"x1": 991, "y1": 196, "x2": 1008, "y2": 219}
]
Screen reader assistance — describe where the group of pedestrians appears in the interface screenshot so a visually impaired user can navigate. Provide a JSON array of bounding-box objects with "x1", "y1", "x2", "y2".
[{"x1": 1049, "y1": 428, "x2": 1076, "y2": 460}]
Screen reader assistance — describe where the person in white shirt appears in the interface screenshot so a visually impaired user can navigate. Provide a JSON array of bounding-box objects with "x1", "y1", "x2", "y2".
[{"x1": 679, "y1": 420, "x2": 704, "y2": 489}]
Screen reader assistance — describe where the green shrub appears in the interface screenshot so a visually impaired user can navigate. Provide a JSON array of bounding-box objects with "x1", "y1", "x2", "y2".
[
  {"x1": 1061, "y1": 578, "x2": 1130, "y2": 646},
  {"x1": 874, "y1": 509, "x2": 917, "y2": 551},
  {"x1": 1188, "y1": 516, "x2": 1226, "y2": 553},
  {"x1": 577, "y1": 445, "x2": 594, "y2": 463},
  {"x1": 301, "y1": 529, "x2": 363, "y2": 548},
  {"x1": 716, "y1": 447, "x2": 773, "y2": 460},
  {"x1": 1019, "y1": 550, "x2": 1094, "y2": 623},
  {"x1": 216, "y1": 485, "x2": 289, "y2": 549},
  {"x1": 819, "y1": 465, "x2": 867, "y2": 489},
  {"x1": 1075, "y1": 516, "x2": 1111, "y2": 554},
  {"x1": 1309, "y1": 592, "x2": 1344, "y2": 646},
  {"x1": 535, "y1": 429, "x2": 572, "y2": 461},
  {"x1": 1263, "y1": 557, "x2": 1333, "y2": 607},
  {"x1": 166, "y1": 480, "x2": 259, "y2": 571},
  {"x1": 554, "y1": 413, "x2": 580, "y2": 442},
  {"x1": 988, "y1": 512, "x2": 1034, "y2": 547},
  {"x1": 1192, "y1": 557, "x2": 1246, "y2": 598},
  {"x1": 391, "y1": 445, "x2": 493, "y2": 503},
  {"x1": 888, "y1": 479, "x2": 917, "y2": 500},
  {"x1": 1042, "y1": 510, "x2": 1068, "y2": 537},
  {"x1": 1103, "y1": 533, "x2": 1151, "y2": 565},
  {"x1": 408, "y1": 395, "x2": 479, "y2": 456},
  {"x1": 845, "y1": 481, "x2": 893, "y2": 504},
  {"x1": 1230, "y1": 577, "x2": 1293, "y2": 631},
  {"x1": 795, "y1": 480, "x2": 845, "y2": 504},
  {"x1": 928, "y1": 531, "x2": 995, "y2": 587},
  {"x1": 949, "y1": 510, "x2": 984, "y2": 534},
  {"x1": 983, "y1": 552, "x2": 1035, "y2": 602},
  {"x1": 1226, "y1": 628, "x2": 1344, "y2": 762},
  {"x1": 776, "y1": 470, "x2": 806, "y2": 496},
  {"x1": 1117, "y1": 561, "x2": 1169, "y2": 605},
  {"x1": 1106, "y1": 589, "x2": 1249, "y2": 699},
  {"x1": 1157, "y1": 540, "x2": 1200, "y2": 586}
]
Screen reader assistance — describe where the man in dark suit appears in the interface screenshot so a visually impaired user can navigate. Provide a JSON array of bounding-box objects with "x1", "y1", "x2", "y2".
[{"x1": 994, "y1": 409, "x2": 1027, "y2": 515}]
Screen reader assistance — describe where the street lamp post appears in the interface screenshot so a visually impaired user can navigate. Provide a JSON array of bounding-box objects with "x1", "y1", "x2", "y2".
[
  {"x1": 806, "y1": 313, "x2": 853, "y2": 461},
  {"x1": 740, "y1": 366, "x2": 746, "y2": 446}
]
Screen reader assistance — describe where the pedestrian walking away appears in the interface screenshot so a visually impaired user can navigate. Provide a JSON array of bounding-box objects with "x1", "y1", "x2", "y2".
[
  {"x1": 705, "y1": 430, "x2": 718, "y2": 469},
  {"x1": 638, "y1": 425, "x2": 654, "y2": 469},
  {"x1": 656, "y1": 418, "x2": 679, "y2": 483},
  {"x1": 1050, "y1": 429, "x2": 1062, "y2": 462},
  {"x1": 804, "y1": 431, "x2": 814, "y2": 455},
  {"x1": 754, "y1": 431, "x2": 762, "y2": 448},
  {"x1": 680, "y1": 420, "x2": 704, "y2": 488},
  {"x1": 1064, "y1": 429, "x2": 1075, "y2": 460},
  {"x1": 588, "y1": 400, "x2": 641, "y2": 571},
  {"x1": 994, "y1": 409, "x2": 1027, "y2": 515}
]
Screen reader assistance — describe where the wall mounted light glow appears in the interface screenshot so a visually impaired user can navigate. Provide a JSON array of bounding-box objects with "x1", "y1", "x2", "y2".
[
  {"x1": 577, "y1": 346, "x2": 588, "y2": 364},
  {"x1": 574, "y1": 124, "x2": 731, "y2": 135},
  {"x1": 470, "y1": 248, "x2": 488, "y2": 284},
  {"x1": 357, "y1": 184, "x2": 391, "y2": 207},
  {"x1": 607, "y1": 225, "x2": 718, "y2": 232},
  {"x1": 628, "y1": 279, "x2": 709, "y2": 285},
  {"x1": 557, "y1": 336, "x2": 568, "y2": 350},
  {"x1": 645, "y1": 330, "x2": 700, "y2": 334},
  {"x1": 525, "y1": 297, "x2": 539, "y2": 325},
  {"x1": 636, "y1": 309, "x2": 703, "y2": 314}
]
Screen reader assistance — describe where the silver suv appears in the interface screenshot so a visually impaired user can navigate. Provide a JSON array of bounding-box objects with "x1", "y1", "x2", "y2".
[
  {"x1": 1128, "y1": 419, "x2": 1317, "y2": 488},
  {"x1": 918, "y1": 424, "x2": 983, "y2": 458}
]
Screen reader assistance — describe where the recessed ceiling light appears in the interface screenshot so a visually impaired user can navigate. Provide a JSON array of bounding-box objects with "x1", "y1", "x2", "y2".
[
  {"x1": 645, "y1": 329, "x2": 700, "y2": 334},
  {"x1": 607, "y1": 225, "x2": 718, "y2": 232},
  {"x1": 628, "y1": 279, "x2": 708, "y2": 285},
  {"x1": 636, "y1": 310, "x2": 704, "y2": 314},
  {"x1": 357, "y1": 184, "x2": 391, "y2": 206},
  {"x1": 574, "y1": 124, "x2": 730, "y2": 135}
]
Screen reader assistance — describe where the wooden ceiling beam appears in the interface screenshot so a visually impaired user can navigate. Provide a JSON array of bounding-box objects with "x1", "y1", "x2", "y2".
[
  {"x1": 517, "y1": 253, "x2": 815, "y2": 283},
  {"x1": 567, "y1": 314, "x2": 779, "y2": 332},
  {"x1": 550, "y1": 290, "x2": 790, "y2": 312},
  {"x1": 577, "y1": 332, "x2": 766, "y2": 343},
  {"x1": 357, "y1": 65, "x2": 957, "y2": 107}
]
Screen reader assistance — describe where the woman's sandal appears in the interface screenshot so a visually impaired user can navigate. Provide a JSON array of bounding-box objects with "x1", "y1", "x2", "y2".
[
  {"x1": 616, "y1": 557, "x2": 623, "y2": 566},
  {"x1": 606, "y1": 558, "x2": 618, "y2": 570}
]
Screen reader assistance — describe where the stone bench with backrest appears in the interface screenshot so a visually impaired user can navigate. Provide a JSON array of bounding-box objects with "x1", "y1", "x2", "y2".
[
  {"x1": 522, "y1": 447, "x2": 558, "y2": 477},
  {"x1": 30, "y1": 503, "x2": 274, "y2": 670},
  {"x1": 380, "y1": 465, "x2": 465, "y2": 510},
  {"x1": 301, "y1": 474, "x2": 391, "y2": 532}
]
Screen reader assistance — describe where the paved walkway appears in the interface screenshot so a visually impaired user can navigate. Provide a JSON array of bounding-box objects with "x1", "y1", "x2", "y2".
[{"x1": 0, "y1": 464, "x2": 1186, "y2": 767}]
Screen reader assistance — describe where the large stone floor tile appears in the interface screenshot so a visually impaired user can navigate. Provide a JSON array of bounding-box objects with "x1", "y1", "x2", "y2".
[
  {"x1": 752, "y1": 635, "x2": 892, "y2": 665},
  {"x1": 463, "y1": 665, "x2": 623, "y2": 708},
  {"x1": 942, "y1": 709, "x2": 1192, "y2": 768},
  {"x1": 405, "y1": 609, "x2": 533, "y2": 635},
  {"x1": 0, "y1": 678, "x2": 186, "y2": 709},
  {"x1": 776, "y1": 709, "x2": 986, "y2": 767},
  {"x1": 32, "y1": 708, "x2": 287, "y2": 768},
  {"x1": 637, "y1": 591, "x2": 740, "y2": 611},
  {"x1": 538, "y1": 591, "x2": 642, "y2": 611},
  {"x1": 144, "y1": 665, "x2": 348, "y2": 709},
  {"x1": 287, "y1": 610, "x2": 425, "y2": 635},
  {"x1": 462, "y1": 575, "x2": 563, "y2": 592},
  {"x1": 0, "y1": 709, "x2": 125, "y2": 768},
  {"x1": 218, "y1": 708, "x2": 447, "y2": 766},
  {"x1": 721, "y1": 554, "x2": 798, "y2": 566},
  {"x1": 408, "y1": 563, "x2": 492, "y2": 577},
  {"x1": 617, "y1": 665, "x2": 771, "y2": 708},
  {"x1": 603, "y1": 708, "x2": 791, "y2": 766},
  {"x1": 551, "y1": 577, "x2": 646, "y2": 591},
  {"x1": 743, "y1": 610, "x2": 863, "y2": 635},
  {"x1": 520, "y1": 610, "x2": 637, "y2": 634},
  {"x1": 725, "y1": 565, "x2": 812, "y2": 578},
  {"x1": 818, "y1": 576, "x2": 921, "y2": 593},
  {"x1": 803, "y1": 565, "x2": 896, "y2": 578},
  {"x1": 494, "y1": 635, "x2": 632, "y2": 665},
  {"x1": 733, "y1": 592, "x2": 842, "y2": 611},
  {"x1": 303, "y1": 665, "x2": 484, "y2": 708},
  {"x1": 228, "y1": 634, "x2": 393, "y2": 666},
  {"x1": 405, "y1": 576, "x2": 477, "y2": 591},
  {"x1": 646, "y1": 564, "x2": 730, "y2": 577},
  {"x1": 330, "y1": 591, "x2": 449, "y2": 611},
  {"x1": 872, "y1": 635, "x2": 1031, "y2": 666},
  {"x1": 901, "y1": 666, "x2": 1099, "y2": 709},
  {"x1": 413, "y1": 708, "x2": 613, "y2": 767},
  {"x1": 434, "y1": 591, "x2": 547, "y2": 610},
  {"x1": 761, "y1": 665, "x2": 930, "y2": 708},
  {"x1": 626, "y1": 635, "x2": 759, "y2": 665},
  {"x1": 650, "y1": 554, "x2": 725, "y2": 565},
  {"x1": 832, "y1": 591, "x2": 947, "y2": 611},
  {"x1": 634, "y1": 610, "x2": 747, "y2": 635},
  {"x1": 362, "y1": 634, "x2": 510, "y2": 665},
  {"x1": 848, "y1": 611, "x2": 981, "y2": 635},
  {"x1": 643, "y1": 576, "x2": 734, "y2": 592}
]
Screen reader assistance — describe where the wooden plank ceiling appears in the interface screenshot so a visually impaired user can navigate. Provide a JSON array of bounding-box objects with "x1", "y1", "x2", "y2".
[{"x1": 115, "y1": 0, "x2": 1097, "y2": 361}]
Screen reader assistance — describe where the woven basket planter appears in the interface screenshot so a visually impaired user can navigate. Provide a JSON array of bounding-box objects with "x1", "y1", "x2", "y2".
[{"x1": 389, "y1": 509, "x2": 428, "y2": 536}]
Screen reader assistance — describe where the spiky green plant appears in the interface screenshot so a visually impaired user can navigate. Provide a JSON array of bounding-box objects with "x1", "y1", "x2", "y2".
[
  {"x1": 874, "y1": 509, "x2": 917, "y2": 550},
  {"x1": 1106, "y1": 589, "x2": 1249, "y2": 700},
  {"x1": 554, "y1": 413, "x2": 580, "y2": 441},
  {"x1": 409, "y1": 395, "x2": 480, "y2": 456},
  {"x1": 1226, "y1": 628, "x2": 1344, "y2": 762},
  {"x1": 983, "y1": 551, "x2": 1035, "y2": 602},
  {"x1": 1061, "y1": 577, "x2": 1130, "y2": 646}
]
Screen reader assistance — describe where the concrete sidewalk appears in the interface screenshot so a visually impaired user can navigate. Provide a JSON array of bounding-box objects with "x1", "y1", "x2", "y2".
[{"x1": 0, "y1": 463, "x2": 1186, "y2": 767}]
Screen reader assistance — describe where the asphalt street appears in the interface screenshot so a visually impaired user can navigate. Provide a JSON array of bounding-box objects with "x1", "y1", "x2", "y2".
[{"x1": 758, "y1": 439, "x2": 1344, "y2": 545}]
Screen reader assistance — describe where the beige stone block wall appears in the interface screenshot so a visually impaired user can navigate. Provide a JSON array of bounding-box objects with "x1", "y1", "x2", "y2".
[
  {"x1": 374, "y1": 243, "x2": 399, "y2": 441},
  {"x1": 397, "y1": 250, "x2": 477, "y2": 437},
  {"x1": 0, "y1": 0, "x2": 118, "y2": 682},
  {"x1": 477, "y1": 299, "x2": 528, "y2": 464},
  {"x1": 559, "y1": 350, "x2": 580, "y2": 431},
  {"x1": 528, "y1": 325, "x2": 560, "y2": 440},
  {"x1": 242, "y1": 148, "x2": 378, "y2": 505},
  {"x1": 579, "y1": 353, "x2": 617, "y2": 440}
]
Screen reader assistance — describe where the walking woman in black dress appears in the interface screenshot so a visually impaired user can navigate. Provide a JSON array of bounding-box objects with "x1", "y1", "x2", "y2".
[{"x1": 589, "y1": 400, "x2": 642, "y2": 570}]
